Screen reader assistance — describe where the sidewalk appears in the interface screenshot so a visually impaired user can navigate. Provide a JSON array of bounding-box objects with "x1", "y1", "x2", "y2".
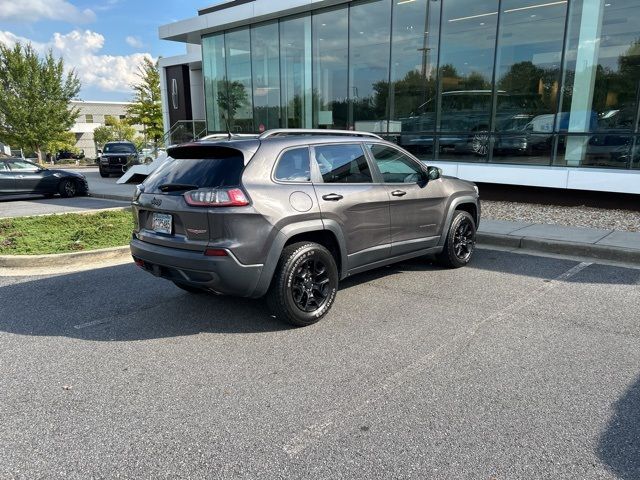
[{"x1": 478, "y1": 219, "x2": 640, "y2": 265}]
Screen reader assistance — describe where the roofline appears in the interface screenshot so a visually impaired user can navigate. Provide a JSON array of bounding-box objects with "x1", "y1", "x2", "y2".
[{"x1": 71, "y1": 100, "x2": 134, "y2": 105}]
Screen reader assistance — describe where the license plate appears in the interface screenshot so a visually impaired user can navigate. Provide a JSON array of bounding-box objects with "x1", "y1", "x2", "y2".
[{"x1": 152, "y1": 213, "x2": 172, "y2": 234}]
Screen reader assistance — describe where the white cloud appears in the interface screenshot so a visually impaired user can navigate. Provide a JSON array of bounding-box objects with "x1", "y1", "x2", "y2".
[
  {"x1": 0, "y1": 29, "x2": 154, "y2": 95},
  {"x1": 125, "y1": 35, "x2": 144, "y2": 49},
  {"x1": 0, "y1": 0, "x2": 95, "y2": 23}
]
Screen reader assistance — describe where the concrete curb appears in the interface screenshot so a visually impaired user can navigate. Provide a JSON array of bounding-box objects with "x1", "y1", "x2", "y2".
[
  {"x1": 0, "y1": 246, "x2": 131, "y2": 268},
  {"x1": 477, "y1": 232, "x2": 640, "y2": 265}
]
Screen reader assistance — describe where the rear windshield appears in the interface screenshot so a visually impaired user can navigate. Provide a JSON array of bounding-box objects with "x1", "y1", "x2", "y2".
[
  {"x1": 104, "y1": 143, "x2": 136, "y2": 153},
  {"x1": 143, "y1": 156, "x2": 244, "y2": 193}
]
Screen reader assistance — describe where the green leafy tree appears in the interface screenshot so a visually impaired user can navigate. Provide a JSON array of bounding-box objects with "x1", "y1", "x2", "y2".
[
  {"x1": 127, "y1": 57, "x2": 163, "y2": 147},
  {"x1": 46, "y1": 131, "x2": 79, "y2": 159},
  {"x1": 93, "y1": 125, "x2": 114, "y2": 148},
  {"x1": 105, "y1": 115, "x2": 136, "y2": 141},
  {"x1": 0, "y1": 43, "x2": 81, "y2": 163},
  {"x1": 217, "y1": 79, "x2": 248, "y2": 128}
]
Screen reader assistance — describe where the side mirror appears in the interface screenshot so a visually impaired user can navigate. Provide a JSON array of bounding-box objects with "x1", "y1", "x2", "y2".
[{"x1": 426, "y1": 166, "x2": 442, "y2": 181}]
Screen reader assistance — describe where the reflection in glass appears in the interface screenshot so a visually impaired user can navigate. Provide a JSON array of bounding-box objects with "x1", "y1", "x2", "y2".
[
  {"x1": 495, "y1": 0, "x2": 566, "y2": 133},
  {"x1": 349, "y1": 0, "x2": 392, "y2": 132},
  {"x1": 561, "y1": 0, "x2": 640, "y2": 134},
  {"x1": 312, "y1": 7, "x2": 349, "y2": 129},
  {"x1": 438, "y1": 0, "x2": 498, "y2": 135},
  {"x1": 224, "y1": 29, "x2": 253, "y2": 132},
  {"x1": 202, "y1": 34, "x2": 226, "y2": 132},
  {"x1": 556, "y1": 134, "x2": 635, "y2": 168},
  {"x1": 491, "y1": 133, "x2": 553, "y2": 165},
  {"x1": 393, "y1": 0, "x2": 441, "y2": 159},
  {"x1": 280, "y1": 15, "x2": 312, "y2": 128},
  {"x1": 251, "y1": 22, "x2": 281, "y2": 131},
  {"x1": 561, "y1": 0, "x2": 640, "y2": 165}
]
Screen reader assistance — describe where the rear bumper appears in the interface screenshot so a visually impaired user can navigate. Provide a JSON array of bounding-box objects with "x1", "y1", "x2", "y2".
[{"x1": 130, "y1": 238, "x2": 263, "y2": 297}]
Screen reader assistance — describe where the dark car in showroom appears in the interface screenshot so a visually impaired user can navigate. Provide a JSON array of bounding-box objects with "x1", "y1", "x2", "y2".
[
  {"x1": 0, "y1": 157, "x2": 88, "y2": 198},
  {"x1": 98, "y1": 141, "x2": 140, "y2": 177}
]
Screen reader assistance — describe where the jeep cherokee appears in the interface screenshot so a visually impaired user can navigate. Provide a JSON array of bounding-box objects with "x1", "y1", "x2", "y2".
[{"x1": 130, "y1": 129, "x2": 480, "y2": 326}]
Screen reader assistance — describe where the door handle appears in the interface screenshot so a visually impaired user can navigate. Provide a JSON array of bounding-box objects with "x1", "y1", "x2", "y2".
[
  {"x1": 391, "y1": 190, "x2": 407, "y2": 197},
  {"x1": 322, "y1": 193, "x2": 343, "y2": 201}
]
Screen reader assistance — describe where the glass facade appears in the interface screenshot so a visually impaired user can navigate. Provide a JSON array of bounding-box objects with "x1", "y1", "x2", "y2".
[{"x1": 202, "y1": 0, "x2": 640, "y2": 169}]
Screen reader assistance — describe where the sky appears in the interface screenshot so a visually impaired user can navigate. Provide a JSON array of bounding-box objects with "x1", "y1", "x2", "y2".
[{"x1": 0, "y1": 0, "x2": 208, "y2": 101}]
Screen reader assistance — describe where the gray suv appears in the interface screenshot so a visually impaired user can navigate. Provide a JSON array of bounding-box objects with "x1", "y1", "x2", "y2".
[{"x1": 130, "y1": 129, "x2": 480, "y2": 326}]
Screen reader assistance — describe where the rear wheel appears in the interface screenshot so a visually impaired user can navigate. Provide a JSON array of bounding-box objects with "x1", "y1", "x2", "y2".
[
  {"x1": 173, "y1": 281, "x2": 206, "y2": 294},
  {"x1": 267, "y1": 242, "x2": 339, "y2": 327},
  {"x1": 436, "y1": 210, "x2": 476, "y2": 268},
  {"x1": 58, "y1": 179, "x2": 77, "y2": 198}
]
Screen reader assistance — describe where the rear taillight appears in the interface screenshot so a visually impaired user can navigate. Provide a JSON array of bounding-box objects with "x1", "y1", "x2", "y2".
[{"x1": 184, "y1": 188, "x2": 249, "y2": 207}]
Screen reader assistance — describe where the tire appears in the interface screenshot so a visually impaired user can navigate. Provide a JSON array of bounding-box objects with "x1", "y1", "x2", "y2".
[
  {"x1": 58, "y1": 179, "x2": 78, "y2": 198},
  {"x1": 173, "y1": 281, "x2": 206, "y2": 294},
  {"x1": 436, "y1": 210, "x2": 476, "y2": 268},
  {"x1": 266, "y1": 242, "x2": 339, "y2": 327},
  {"x1": 99, "y1": 168, "x2": 109, "y2": 178}
]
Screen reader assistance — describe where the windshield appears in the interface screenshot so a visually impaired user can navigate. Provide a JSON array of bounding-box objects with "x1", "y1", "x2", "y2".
[{"x1": 104, "y1": 143, "x2": 136, "y2": 154}]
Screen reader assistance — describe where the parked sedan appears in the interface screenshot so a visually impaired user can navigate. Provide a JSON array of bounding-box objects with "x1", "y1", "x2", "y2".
[{"x1": 0, "y1": 157, "x2": 88, "y2": 198}]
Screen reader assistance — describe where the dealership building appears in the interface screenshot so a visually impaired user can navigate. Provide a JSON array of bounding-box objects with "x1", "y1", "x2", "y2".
[{"x1": 158, "y1": 0, "x2": 640, "y2": 193}]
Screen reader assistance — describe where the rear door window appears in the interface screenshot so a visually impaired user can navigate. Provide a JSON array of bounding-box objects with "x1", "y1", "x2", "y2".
[
  {"x1": 274, "y1": 147, "x2": 311, "y2": 182},
  {"x1": 314, "y1": 144, "x2": 372, "y2": 184}
]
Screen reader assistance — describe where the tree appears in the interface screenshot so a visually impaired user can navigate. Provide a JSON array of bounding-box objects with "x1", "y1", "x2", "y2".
[
  {"x1": 0, "y1": 42, "x2": 80, "y2": 163},
  {"x1": 105, "y1": 115, "x2": 136, "y2": 141},
  {"x1": 93, "y1": 125, "x2": 114, "y2": 148},
  {"x1": 217, "y1": 79, "x2": 248, "y2": 127},
  {"x1": 46, "y1": 131, "x2": 79, "y2": 160},
  {"x1": 127, "y1": 57, "x2": 163, "y2": 147}
]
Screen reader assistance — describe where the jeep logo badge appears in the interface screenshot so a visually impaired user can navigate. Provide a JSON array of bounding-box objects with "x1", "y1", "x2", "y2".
[{"x1": 151, "y1": 197, "x2": 162, "y2": 207}]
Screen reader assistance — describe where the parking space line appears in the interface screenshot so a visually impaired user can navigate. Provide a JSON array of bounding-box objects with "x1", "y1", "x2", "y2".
[
  {"x1": 73, "y1": 319, "x2": 110, "y2": 330},
  {"x1": 282, "y1": 261, "x2": 593, "y2": 457},
  {"x1": 555, "y1": 261, "x2": 592, "y2": 281}
]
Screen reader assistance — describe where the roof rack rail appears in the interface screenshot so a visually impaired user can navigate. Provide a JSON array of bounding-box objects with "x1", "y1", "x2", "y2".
[{"x1": 258, "y1": 128, "x2": 383, "y2": 140}]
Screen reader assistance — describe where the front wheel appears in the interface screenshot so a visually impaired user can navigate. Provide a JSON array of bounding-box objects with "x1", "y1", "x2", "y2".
[
  {"x1": 99, "y1": 168, "x2": 109, "y2": 178},
  {"x1": 266, "y1": 242, "x2": 339, "y2": 327},
  {"x1": 58, "y1": 179, "x2": 77, "y2": 198},
  {"x1": 436, "y1": 210, "x2": 476, "y2": 268}
]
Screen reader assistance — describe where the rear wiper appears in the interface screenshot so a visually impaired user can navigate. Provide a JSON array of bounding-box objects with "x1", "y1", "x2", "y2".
[{"x1": 158, "y1": 183, "x2": 199, "y2": 192}]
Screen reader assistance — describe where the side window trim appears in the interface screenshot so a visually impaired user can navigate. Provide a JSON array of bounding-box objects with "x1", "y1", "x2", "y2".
[
  {"x1": 310, "y1": 142, "x2": 378, "y2": 185},
  {"x1": 272, "y1": 146, "x2": 312, "y2": 184}
]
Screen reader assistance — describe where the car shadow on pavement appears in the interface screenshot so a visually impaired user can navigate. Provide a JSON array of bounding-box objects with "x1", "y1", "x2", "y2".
[
  {"x1": 0, "y1": 263, "x2": 289, "y2": 341},
  {"x1": 597, "y1": 374, "x2": 640, "y2": 479}
]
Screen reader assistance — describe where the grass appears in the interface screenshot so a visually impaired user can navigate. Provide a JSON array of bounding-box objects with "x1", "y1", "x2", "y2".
[{"x1": 0, "y1": 209, "x2": 134, "y2": 255}]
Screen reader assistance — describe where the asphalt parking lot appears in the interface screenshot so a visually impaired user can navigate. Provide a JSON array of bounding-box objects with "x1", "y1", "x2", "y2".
[{"x1": 1, "y1": 248, "x2": 639, "y2": 479}]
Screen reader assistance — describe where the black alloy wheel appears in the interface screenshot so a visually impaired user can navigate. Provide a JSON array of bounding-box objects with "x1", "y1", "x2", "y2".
[
  {"x1": 452, "y1": 216, "x2": 475, "y2": 262},
  {"x1": 436, "y1": 210, "x2": 476, "y2": 268},
  {"x1": 267, "y1": 242, "x2": 339, "y2": 327},
  {"x1": 59, "y1": 179, "x2": 77, "y2": 198},
  {"x1": 291, "y1": 257, "x2": 331, "y2": 313}
]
